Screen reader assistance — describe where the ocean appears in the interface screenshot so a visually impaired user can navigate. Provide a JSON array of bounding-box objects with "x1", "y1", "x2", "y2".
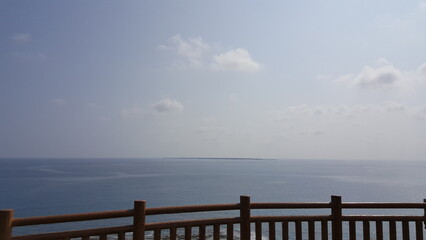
[{"x1": 0, "y1": 158, "x2": 425, "y2": 236}]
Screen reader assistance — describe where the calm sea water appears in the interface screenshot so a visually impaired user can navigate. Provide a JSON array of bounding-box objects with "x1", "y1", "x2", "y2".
[{"x1": 1, "y1": 158, "x2": 425, "y2": 235}]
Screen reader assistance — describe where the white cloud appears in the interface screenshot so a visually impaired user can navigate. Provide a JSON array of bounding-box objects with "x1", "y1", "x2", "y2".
[
  {"x1": 152, "y1": 98, "x2": 184, "y2": 114},
  {"x1": 160, "y1": 35, "x2": 262, "y2": 72},
  {"x1": 419, "y1": 2, "x2": 426, "y2": 10},
  {"x1": 172, "y1": 35, "x2": 209, "y2": 60},
  {"x1": 122, "y1": 99, "x2": 184, "y2": 118},
  {"x1": 10, "y1": 33, "x2": 31, "y2": 42},
  {"x1": 211, "y1": 48, "x2": 261, "y2": 72},
  {"x1": 160, "y1": 35, "x2": 210, "y2": 69},
  {"x1": 336, "y1": 60, "x2": 426, "y2": 91},
  {"x1": 349, "y1": 65, "x2": 402, "y2": 90}
]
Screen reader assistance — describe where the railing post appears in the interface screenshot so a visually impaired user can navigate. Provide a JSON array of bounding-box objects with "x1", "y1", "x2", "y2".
[
  {"x1": 331, "y1": 196, "x2": 342, "y2": 240},
  {"x1": 240, "y1": 195, "x2": 251, "y2": 240},
  {"x1": 133, "y1": 200, "x2": 146, "y2": 240},
  {"x1": 423, "y1": 198, "x2": 426, "y2": 229},
  {"x1": 0, "y1": 209, "x2": 14, "y2": 240}
]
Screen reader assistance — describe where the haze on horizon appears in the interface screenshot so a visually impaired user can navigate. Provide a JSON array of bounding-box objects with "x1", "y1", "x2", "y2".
[{"x1": 1, "y1": 1, "x2": 426, "y2": 161}]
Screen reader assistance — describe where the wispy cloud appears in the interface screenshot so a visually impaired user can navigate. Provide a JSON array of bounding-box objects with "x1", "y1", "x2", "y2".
[
  {"x1": 152, "y1": 98, "x2": 184, "y2": 114},
  {"x1": 159, "y1": 35, "x2": 210, "y2": 69},
  {"x1": 51, "y1": 98, "x2": 65, "y2": 106},
  {"x1": 159, "y1": 35, "x2": 261, "y2": 72},
  {"x1": 11, "y1": 52, "x2": 47, "y2": 62},
  {"x1": 121, "y1": 106, "x2": 145, "y2": 119},
  {"x1": 270, "y1": 103, "x2": 426, "y2": 124},
  {"x1": 419, "y1": 2, "x2": 426, "y2": 11},
  {"x1": 384, "y1": 102, "x2": 406, "y2": 112},
  {"x1": 211, "y1": 48, "x2": 261, "y2": 72},
  {"x1": 10, "y1": 33, "x2": 31, "y2": 43},
  {"x1": 419, "y1": 63, "x2": 426, "y2": 75}
]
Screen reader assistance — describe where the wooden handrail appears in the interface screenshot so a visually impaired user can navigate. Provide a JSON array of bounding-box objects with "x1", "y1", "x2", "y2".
[
  {"x1": 146, "y1": 203, "x2": 240, "y2": 215},
  {"x1": 342, "y1": 202, "x2": 426, "y2": 208},
  {"x1": 251, "y1": 215, "x2": 332, "y2": 222},
  {"x1": 11, "y1": 204, "x2": 241, "y2": 228},
  {"x1": 12, "y1": 209, "x2": 134, "y2": 227},
  {"x1": 251, "y1": 202, "x2": 331, "y2": 209},
  {"x1": 342, "y1": 215, "x2": 426, "y2": 221},
  {"x1": 10, "y1": 201, "x2": 426, "y2": 228}
]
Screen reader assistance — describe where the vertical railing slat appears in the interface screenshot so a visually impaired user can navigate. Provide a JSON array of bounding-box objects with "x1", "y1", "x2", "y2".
[
  {"x1": 363, "y1": 221, "x2": 370, "y2": 240},
  {"x1": 227, "y1": 223, "x2": 234, "y2": 240},
  {"x1": 376, "y1": 221, "x2": 383, "y2": 240},
  {"x1": 199, "y1": 225, "x2": 206, "y2": 240},
  {"x1": 155, "y1": 229, "x2": 161, "y2": 240},
  {"x1": 309, "y1": 220, "x2": 315, "y2": 240},
  {"x1": 321, "y1": 220, "x2": 328, "y2": 240},
  {"x1": 349, "y1": 221, "x2": 356, "y2": 240},
  {"x1": 82, "y1": 236, "x2": 90, "y2": 240},
  {"x1": 99, "y1": 234, "x2": 107, "y2": 240},
  {"x1": 416, "y1": 220, "x2": 424, "y2": 240},
  {"x1": 256, "y1": 222, "x2": 262, "y2": 240},
  {"x1": 214, "y1": 224, "x2": 220, "y2": 240},
  {"x1": 402, "y1": 221, "x2": 410, "y2": 240},
  {"x1": 185, "y1": 226, "x2": 192, "y2": 240},
  {"x1": 282, "y1": 221, "x2": 289, "y2": 240},
  {"x1": 295, "y1": 221, "x2": 302, "y2": 240},
  {"x1": 170, "y1": 227, "x2": 177, "y2": 240},
  {"x1": 269, "y1": 221, "x2": 276, "y2": 240},
  {"x1": 390, "y1": 221, "x2": 397, "y2": 240},
  {"x1": 118, "y1": 232, "x2": 126, "y2": 240}
]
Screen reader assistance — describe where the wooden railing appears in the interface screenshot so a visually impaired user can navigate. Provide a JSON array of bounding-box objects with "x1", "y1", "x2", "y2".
[{"x1": 1, "y1": 196, "x2": 425, "y2": 240}]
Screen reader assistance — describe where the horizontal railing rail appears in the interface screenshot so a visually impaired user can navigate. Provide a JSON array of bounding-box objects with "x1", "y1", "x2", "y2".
[
  {"x1": 342, "y1": 203, "x2": 426, "y2": 209},
  {"x1": 251, "y1": 215, "x2": 333, "y2": 222},
  {"x1": 1, "y1": 195, "x2": 425, "y2": 240},
  {"x1": 12, "y1": 210, "x2": 134, "y2": 227},
  {"x1": 146, "y1": 203, "x2": 241, "y2": 215},
  {"x1": 342, "y1": 215, "x2": 426, "y2": 221},
  {"x1": 251, "y1": 203, "x2": 331, "y2": 209}
]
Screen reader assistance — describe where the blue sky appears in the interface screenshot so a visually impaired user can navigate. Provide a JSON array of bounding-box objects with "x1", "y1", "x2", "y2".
[{"x1": 1, "y1": 0, "x2": 426, "y2": 160}]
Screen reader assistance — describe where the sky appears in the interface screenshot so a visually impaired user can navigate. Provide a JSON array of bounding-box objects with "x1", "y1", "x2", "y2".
[{"x1": 1, "y1": 0, "x2": 426, "y2": 160}]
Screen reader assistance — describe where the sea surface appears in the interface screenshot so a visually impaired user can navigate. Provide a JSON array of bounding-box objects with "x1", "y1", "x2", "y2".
[{"x1": 0, "y1": 158, "x2": 425, "y2": 236}]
